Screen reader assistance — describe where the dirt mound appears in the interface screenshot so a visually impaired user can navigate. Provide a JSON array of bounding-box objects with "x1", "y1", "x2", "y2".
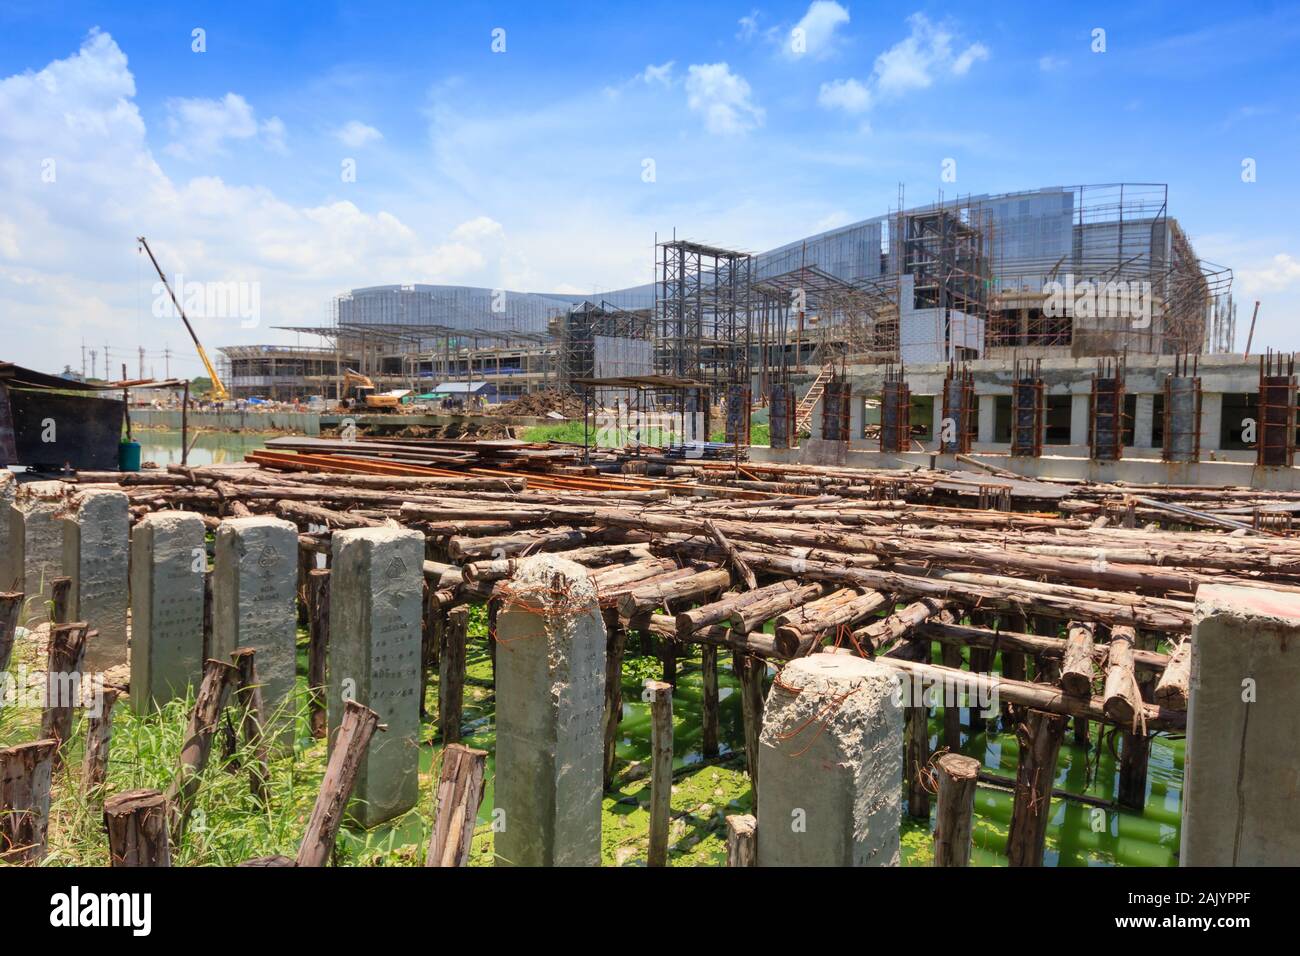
[{"x1": 493, "y1": 388, "x2": 585, "y2": 419}]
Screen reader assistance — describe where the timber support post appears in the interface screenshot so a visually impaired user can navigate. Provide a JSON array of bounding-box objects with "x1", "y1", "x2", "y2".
[{"x1": 1007, "y1": 709, "x2": 1067, "y2": 866}]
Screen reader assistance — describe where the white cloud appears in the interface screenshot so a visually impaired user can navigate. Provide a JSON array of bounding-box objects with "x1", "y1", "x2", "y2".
[
  {"x1": 1038, "y1": 54, "x2": 1067, "y2": 72},
  {"x1": 450, "y1": 216, "x2": 505, "y2": 244},
  {"x1": 1238, "y1": 253, "x2": 1300, "y2": 293},
  {"x1": 818, "y1": 77, "x2": 871, "y2": 114},
  {"x1": 952, "y1": 42, "x2": 989, "y2": 76},
  {"x1": 638, "y1": 61, "x2": 675, "y2": 87},
  {"x1": 164, "y1": 92, "x2": 286, "y2": 160},
  {"x1": 0, "y1": 30, "x2": 527, "y2": 370},
  {"x1": 334, "y1": 120, "x2": 383, "y2": 148},
  {"x1": 873, "y1": 13, "x2": 988, "y2": 95},
  {"x1": 819, "y1": 14, "x2": 986, "y2": 124},
  {"x1": 784, "y1": 1, "x2": 851, "y2": 60},
  {"x1": 685, "y1": 63, "x2": 764, "y2": 134},
  {"x1": 737, "y1": 11, "x2": 762, "y2": 42}
]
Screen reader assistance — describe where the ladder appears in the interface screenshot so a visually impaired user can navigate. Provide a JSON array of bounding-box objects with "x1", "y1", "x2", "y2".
[{"x1": 794, "y1": 362, "x2": 837, "y2": 433}]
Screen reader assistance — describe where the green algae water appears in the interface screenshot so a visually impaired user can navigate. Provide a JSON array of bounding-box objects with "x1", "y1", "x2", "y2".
[
  {"x1": 133, "y1": 430, "x2": 269, "y2": 468},
  {"x1": 328, "y1": 614, "x2": 1183, "y2": 867}
]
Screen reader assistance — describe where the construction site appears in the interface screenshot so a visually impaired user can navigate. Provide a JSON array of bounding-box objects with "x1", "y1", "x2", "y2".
[{"x1": 2, "y1": 180, "x2": 1297, "y2": 876}]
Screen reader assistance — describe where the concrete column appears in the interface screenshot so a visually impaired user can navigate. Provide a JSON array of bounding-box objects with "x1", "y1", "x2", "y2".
[
  {"x1": 328, "y1": 526, "x2": 424, "y2": 828},
  {"x1": 809, "y1": 396, "x2": 824, "y2": 440},
  {"x1": 1182, "y1": 585, "x2": 1300, "y2": 865},
  {"x1": 0, "y1": 473, "x2": 15, "y2": 592},
  {"x1": 9, "y1": 480, "x2": 69, "y2": 623},
  {"x1": 1133, "y1": 394, "x2": 1154, "y2": 448},
  {"x1": 495, "y1": 554, "x2": 606, "y2": 866},
  {"x1": 1200, "y1": 392, "x2": 1223, "y2": 451},
  {"x1": 849, "y1": 394, "x2": 865, "y2": 441},
  {"x1": 757, "y1": 654, "x2": 902, "y2": 866},
  {"x1": 977, "y1": 394, "x2": 996, "y2": 445},
  {"x1": 213, "y1": 516, "x2": 299, "y2": 747},
  {"x1": 931, "y1": 397, "x2": 944, "y2": 449},
  {"x1": 62, "y1": 488, "x2": 130, "y2": 673},
  {"x1": 130, "y1": 511, "x2": 207, "y2": 713},
  {"x1": 1069, "y1": 393, "x2": 1090, "y2": 447}
]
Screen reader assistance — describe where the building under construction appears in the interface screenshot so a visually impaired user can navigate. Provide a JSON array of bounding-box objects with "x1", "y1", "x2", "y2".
[{"x1": 222, "y1": 183, "x2": 1237, "y2": 420}]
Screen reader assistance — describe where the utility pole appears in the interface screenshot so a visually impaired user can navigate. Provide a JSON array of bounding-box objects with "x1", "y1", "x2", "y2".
[
  {"x1": 164, "y1": 347, "x2": 171, "y2": 379},
  {"x1": 139, "y1": 346, "x2": 145, "y2": 380},
  {"x1": 89, "y1": 349, "x2": 98, "y2": 379},
  {"x1": 104, "y1": 344, "x2": 111, "y2": 381},
  {"x1": 81, "y1": 340, "x2": 86, "y2": 379}
]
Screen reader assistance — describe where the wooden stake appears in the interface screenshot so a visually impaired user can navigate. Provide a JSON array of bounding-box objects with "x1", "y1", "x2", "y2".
[
  {"x1": 1060, "y1": 621, "x2": 1096, "y2": 697},
  {"x1": 1154, "y1": 639, "x2": 1190, "y2": 710},
  {"x1": 645, "y1": 679, "x2": 673, "y2": 867},
  {"x1": 725, "y1": 813, "x2": 757, "y2": 866},
  {"x1": 439, "y1": 605, "x2": 468, "y2": 744},
  {"x1": 941, "y1": 640, "x2": 963, "y2": 749},
  {"x1": 420, "y1": 581, "x2": 440, "y2": 720},
  {"x1": 41, "y1": 621, "x2": 90, "y2": 765},
  {"x1": 0, "y1": 739, "x2": 57, "y2": 863},
  {"x1": 732, "y1": 650, "x2": 765, "y2": 814},
  {"x1": 307, "y1": 568, "x2": 330, "y2": 739},
  {"x1": 50, "y1": 576, "x2": 72, "y2": 624},
  {"x1": 1102, "y1": 625, "x2": 1140, "y2": 729},
  {"x1": 601, "y1": 606, "x2": 627, "y2": 790},
  {"x1": 0, "y1": 591, "x2": 21, "y2": 672},
  {"x1": 165, "y1": 658, "x2": 239, "y2": 844},
  {"x1": 904, "y1": 701, "x2": 931, "y2": 820},
  {"x1": 296, "y1": 699, "x2": 380, "y2": 867},
  {"x1": 933, "y1": 752, "x2": 980, "y2": 866},
  {"x1": 297, "y1": 547, "x2": 314, "y2": 627},
  {"x1": 701, "y1": 643, "x2": 720, "y2": 758},
  {"x1": 81, "y1": 687, "x2": 121, "y2": 799},
  {"x1": 1006, "y1": 709, "x2": 1067, "y2": 866},
  {"x1": 104, "y1": 789, "x2": 171, "y2": 867},
  {"x1": 426, "y1": 743, "x2": 488, "y2": 867},
  {"x1": 230, "y1": 648, "x2": 270, "y2": 801},
  {"x1": 202, "y1": 569, "x2": 213, "y2": 661}
]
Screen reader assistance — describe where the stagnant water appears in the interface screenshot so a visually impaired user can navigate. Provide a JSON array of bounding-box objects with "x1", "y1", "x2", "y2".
[
  {"x1": 331, "y1": 641, "x2": 1182, "y2": 866},
  {"x1": 133, "y1": 430, "x2": 269, "y2": 468},
  {"x1": 140, "y1": 431, "x2": 1181, "y2": 865}
]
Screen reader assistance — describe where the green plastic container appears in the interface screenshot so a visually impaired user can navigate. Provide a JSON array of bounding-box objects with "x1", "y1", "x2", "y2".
[{"x1": 118, "y1": 440, "x2": 142, "y2": 472}]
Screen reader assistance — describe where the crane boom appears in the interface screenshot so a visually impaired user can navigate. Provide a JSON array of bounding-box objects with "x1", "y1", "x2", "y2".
[{"x1": 136, "y1": 236, "x2": 230, "y2": 401}]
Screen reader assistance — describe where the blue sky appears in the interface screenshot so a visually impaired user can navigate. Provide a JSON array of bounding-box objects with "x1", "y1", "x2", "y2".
[{"x1": 2, "y1": 1, "x2": 1299, "y2": 376}]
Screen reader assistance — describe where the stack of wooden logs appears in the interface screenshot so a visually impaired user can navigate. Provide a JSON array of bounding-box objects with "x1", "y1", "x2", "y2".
[{"x1": 53, "y1": 456, "x2": 1300, "y2": 865}]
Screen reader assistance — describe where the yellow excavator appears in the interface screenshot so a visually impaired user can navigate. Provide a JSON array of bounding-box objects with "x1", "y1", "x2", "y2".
[
  {"x1": 340, "y1": 369, "x2": 401, "y2": 412},
  {"x1": 137, "y1": 236, "x2": 229, "y2": 401}
]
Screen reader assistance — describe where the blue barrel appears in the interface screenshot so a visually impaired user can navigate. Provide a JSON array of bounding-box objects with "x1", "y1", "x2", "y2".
[{"x1": 118, "y1": 440, "x2": 142, "y2": 472}]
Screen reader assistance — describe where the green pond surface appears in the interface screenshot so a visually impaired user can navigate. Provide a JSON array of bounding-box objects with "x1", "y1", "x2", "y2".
[
  {"x1": 133, "y1": 430, "x2": 269, "y2": 468},
  {"x1": 331, "y1": 627, "x2": 1182, "y2": 867}
]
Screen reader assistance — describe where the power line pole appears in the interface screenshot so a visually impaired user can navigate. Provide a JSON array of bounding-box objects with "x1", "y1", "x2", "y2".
[
  {"x1": 138, "y1": 346, "x2": 145, "y2": 380},
  {"x1": 81, "y1": 340, "x2": 86, "y2": 379},
  {"x1": 164, "y1": 347, "x2": 171, "y2": 379},
  {"x1": 89, "y1": 349, "x2": 97, "y2": 379}
]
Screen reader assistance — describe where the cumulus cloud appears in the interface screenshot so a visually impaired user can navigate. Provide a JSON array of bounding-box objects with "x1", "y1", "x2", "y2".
[
  {"x1": 0, "y1": 30, "x2": 516, "y2": 370},
  {"x1": 685, "y1": 63, "x2": 764, "y2": 134},
  {"x1": 1038, "y1": 54, "x2": 1067, "y2": 72},
  {"x1": 638, "y1": 61, "x2": 675, "y2": 87},
  {"x1": 873, "y1": 13, "x2": 988, "y2": 95},
  {"x1": 818, "y1": 13, "x2": 988, "y2": 121},
  {"x1": 818, "y1": 77, "x2": 871, "y2": 114},
  {"x1": 164, "y1": 92, "x2": 285, "y2": 160},
  {"x1": 784, "y1": 1, "x2": 851, "y2": 60},
  {"x1": 1239, "y1": 253, "x2": 1300, "y2": 292},
  {"x1": 334, "y1": 120, "x2": 383, "y2": 148}
]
